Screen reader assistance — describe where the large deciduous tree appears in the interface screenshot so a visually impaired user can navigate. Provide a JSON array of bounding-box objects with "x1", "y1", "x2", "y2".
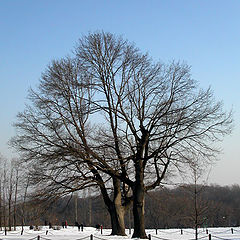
[{"x1": 11, "y1": 32, "x2": 232, "y2": 238}]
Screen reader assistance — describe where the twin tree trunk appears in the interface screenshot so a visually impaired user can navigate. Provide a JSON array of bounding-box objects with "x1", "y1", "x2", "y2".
[
  {"x1": 106, "y1": 183, "x2": 147, "y2": 238},
  {"x1": 96, "y1": 162, "x2": 147, "y2": 238}
]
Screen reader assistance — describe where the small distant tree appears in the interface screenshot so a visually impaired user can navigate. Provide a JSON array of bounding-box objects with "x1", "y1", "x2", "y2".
[
  {"x1": 13, "y1": 162, "x2": 19, "y2": 230},
  {"x1": 180, "y1": 159, "x2": 210, "y2": 240},
  {"x1": 18, "y1": 173, "x2": 30, "y2": 231}
]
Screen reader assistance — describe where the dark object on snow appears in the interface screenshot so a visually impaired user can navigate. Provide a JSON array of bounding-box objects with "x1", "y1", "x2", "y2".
[{"x1": 95, "y1": 224, "x2": 100, "y2": 229}]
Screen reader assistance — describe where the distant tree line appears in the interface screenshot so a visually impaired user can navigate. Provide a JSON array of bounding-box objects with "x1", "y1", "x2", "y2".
[
  {"x1": 145, "y1": 184, "x2": 240, "y2": 229},
  {"x1": 45, "y1": 184, "x2": 240, "y2": 229},
  {"x1": 1, "y1": 183, "x2": 240, "y2": 229}
]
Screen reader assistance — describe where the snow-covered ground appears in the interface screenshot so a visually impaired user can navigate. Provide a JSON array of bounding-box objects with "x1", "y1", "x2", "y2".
[{"x1": 0, "y1": 226, "x2": 240, "y2": 240}]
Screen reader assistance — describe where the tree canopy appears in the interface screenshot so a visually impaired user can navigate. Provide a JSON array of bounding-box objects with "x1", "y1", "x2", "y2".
[{"x1": 11, "y1": 32, "x2": 233, "y2": 238}]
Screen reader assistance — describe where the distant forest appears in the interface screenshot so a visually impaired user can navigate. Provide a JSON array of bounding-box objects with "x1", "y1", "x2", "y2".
[{"x1": 23, "y1": 184, "x2": 240, "y2": 229}]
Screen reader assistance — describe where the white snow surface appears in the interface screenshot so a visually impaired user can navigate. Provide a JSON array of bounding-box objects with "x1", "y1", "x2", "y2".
[{"x1": 0, "y1": 226, "x2": 240, "y2": 240}]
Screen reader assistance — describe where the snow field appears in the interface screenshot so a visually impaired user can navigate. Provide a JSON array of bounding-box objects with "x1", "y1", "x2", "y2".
[{"x1": 0, "y1": 227, "x2": 240, "y2": 240}]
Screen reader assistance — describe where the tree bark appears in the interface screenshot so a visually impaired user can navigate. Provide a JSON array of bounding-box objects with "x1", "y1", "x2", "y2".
[
  {"x1": 109, "y1": 202, "x2": 126, "y2": 235},
  {"x1": 132, "y1": 183, "x2": 147, "y2": 239},
  {"x1": 97, "y1": 175, "x2": 126, "y2": 236},
  {"x1": 108, "y1": 178, "x2": 126, "y2": 236}
]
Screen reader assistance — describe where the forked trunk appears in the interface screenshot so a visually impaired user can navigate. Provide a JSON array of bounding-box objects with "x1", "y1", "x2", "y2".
[{"x1": 132, "y1": 184, "x2": 147, "y2": 239}]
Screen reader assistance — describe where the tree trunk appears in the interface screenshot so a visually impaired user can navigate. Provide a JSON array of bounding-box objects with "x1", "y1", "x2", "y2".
[
  {"x1": 97, "y1": 175, "x2": 126, "y2": 236},
  {"x1": 13, "y1": 168, "x2": 19, "y2": 231},
  {"x1": 109, "y1": 202, "x2": 126, "y2": 235},
  {"x1": 108, "y1": 178, "x2": 126, "y2": 236},
  {"x1": 132, "y1": 183, "x2": 147, "y2": 239},
  {"x1": 8, "y1": 173, "x2": 13, "y2": 231}
]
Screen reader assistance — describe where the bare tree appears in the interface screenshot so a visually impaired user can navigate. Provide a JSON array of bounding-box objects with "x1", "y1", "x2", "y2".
[
  {"x1": 2, "y1": 163, "x2": 7, "y2": 232},
  {"x1": 20, "y1": 175, "x2": 30, "y2": 231},
  {"x1": 11, "y1": 32, "x2": 232, "y2": 238},
  {"x1": 7, "y1": 165, "x2": 13, "y2": 231},
  {"x1": 0, "y1": 158, "x2": 21, "y2": 231},
  {"x1": 0, "y1": 158, "x2": 13, "y2": 232},
  {"x1": 180, "y1": 159, "x2": 210, "y2": 240},
  {"x1": 13, "y1": 162, "x2": 19, "y2": 231}
]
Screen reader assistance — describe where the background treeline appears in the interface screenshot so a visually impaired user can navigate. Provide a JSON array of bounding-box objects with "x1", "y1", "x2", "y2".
[
  {"x1": 4, "y1": 184, "x2": 239, "y2": 229},
  {"x1": 145, "y1": 184, "x2": 240, "y2": 229},
  {"x1": 1, "y1": 160, "x2": 240, "y2": 231}
]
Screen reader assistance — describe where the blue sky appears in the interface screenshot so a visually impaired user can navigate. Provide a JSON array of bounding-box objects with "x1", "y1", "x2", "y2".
[{"x1": 0, "y1": 0, "x2": 239, "y2": 185}]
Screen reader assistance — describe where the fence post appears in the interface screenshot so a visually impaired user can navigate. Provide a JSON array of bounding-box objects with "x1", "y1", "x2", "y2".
[
  {"x1": 148, "y1": 234, "x2": 151, "y2": 240},
  {"x1": 5, "y1": 228, "x2": 7, "y2": 235},
  {"x1": 156, "y1": 228, "x2": 157, "y2": 235},
  {"x1": 206, "y1": 229, "x2": 208, "y2": 234},
  {"x1": 209, "y1": 234, "x2": 211, "y2": 240},
  {"x1": 181, "y1": 229, "x2": 183, "y2": 235},
  {"x1": 46, "y1": 230, "x2": 48, "y2": 235},
  {"x1": 231, "y1": 228, "x2": 233, "y2": 234},
  {"x1": 90, "y1": 234, "x2": 93, "y2": 240},
  {"x1": 37, "y1": 235, "x2": 40, "y2": 240}
]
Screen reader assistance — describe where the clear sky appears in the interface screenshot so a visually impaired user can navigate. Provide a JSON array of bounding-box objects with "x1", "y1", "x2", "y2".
[{"x1": 0, "y1": 0, "x2": 239, "y2": 186}]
